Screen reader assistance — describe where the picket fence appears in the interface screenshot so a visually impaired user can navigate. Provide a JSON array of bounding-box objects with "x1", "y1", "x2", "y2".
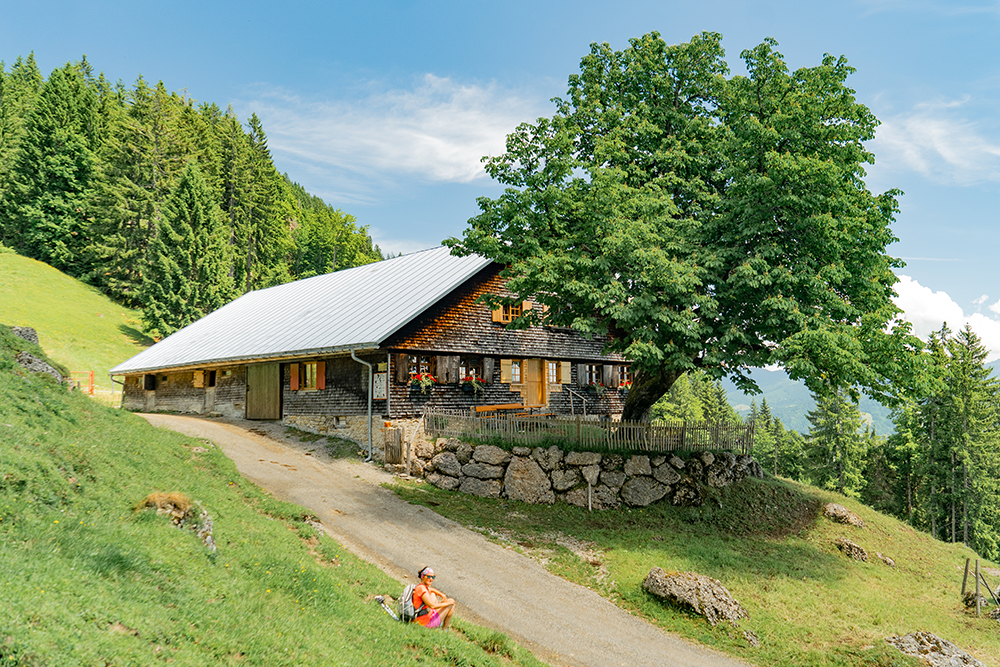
[{"x1": 423, "y1": 409, "x2": 755, "y2": 455}]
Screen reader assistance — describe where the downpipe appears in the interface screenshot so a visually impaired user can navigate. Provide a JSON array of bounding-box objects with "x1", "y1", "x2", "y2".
[{"x1": 351, "y1": 349, "x2": 374, "y2": 462}]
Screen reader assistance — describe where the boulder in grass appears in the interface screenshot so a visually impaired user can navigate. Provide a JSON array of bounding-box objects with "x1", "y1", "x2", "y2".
[
  {"x1": 834, "y1": 537, "x2": 868, "y2": 562},
  {"x1": 823, "y1": 503, "x2": 865, "y2": 528},
  {"x1": 885, "y1": 632, "x2": 986, "y2": 667},
  {"x1": 642, "y1": 568, "x2": 747, "y2": 627}
]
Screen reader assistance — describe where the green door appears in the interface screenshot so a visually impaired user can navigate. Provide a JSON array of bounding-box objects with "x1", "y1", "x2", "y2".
[{"x1": 246, "y1": 363, "x2": 281, "y2": 420}]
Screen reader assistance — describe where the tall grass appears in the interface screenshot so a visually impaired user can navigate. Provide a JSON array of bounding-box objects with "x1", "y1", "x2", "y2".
[
  {"x1": 0, "y1": 327, "x2": 546, "y2": 667},
  {"x1": 394, "y1": 469, "x2": 1000, "y2": 667}
]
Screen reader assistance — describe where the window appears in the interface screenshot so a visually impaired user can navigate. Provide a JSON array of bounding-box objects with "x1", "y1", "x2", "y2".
[
  {"x1": 460, "y1": 356, "x2": 483, "y2": 380},
  {"x1": 291, "y1": 361, "x2": 325, "y2": 390},
  {"x1": 585, "y1": 364, "x2": 601, "y2": 385},
  {"x1": 510, "y1": 360, "x2": 522, "y2": 383},
  {"x1": 617, "y1": 366, "x2": 631, "y2": 387},
  {"x1": 548, "y1": 361, "x2": 558, "y2": 383},
  {"x1": 407, "y1": 355, "x2": 431, "y2": 378},
  {"x1": 207, "y1": 370, "x2": 217, "y2": 388},
  {"x1": 502, "y1": 303, "x2": 522, "y2": 322},
  {"x1": 143, "y1": 374, "x2": 156, "y2": 390},
  {"x1": 492, "y1": 301, "x2": 528, "y2": 324},
  {"x1": 302, "y1": 362, "x2": 319, "y2": 390}
]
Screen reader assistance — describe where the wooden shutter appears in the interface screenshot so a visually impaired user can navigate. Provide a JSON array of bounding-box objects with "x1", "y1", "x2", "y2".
[
  {"x1": 290, "y1": 363, "x2": 299, "y2": 391},
  {"x1": 577, "y1": 363, "x2": 588, "y2": 386},
  {"x1": 500, "y1": 359, "x2": 512, "y2": 383},
  {"x1": 482, "y1": 357, "x2": 495, "y2": 384},
  {"x1": 559, "y1": 361, "x2": 572, "y2": 384},
  {"x1": 429, "y1": 355, "x2": 438, "y2": 380},
  {"x1": 491, "y1": 307, "x2": 504, "y2": 323},
  {"x1": 522, "y1": 300, "x2": 532, "y2": 313},
  {"x1": 394, "y1": 353, "x2": 409, "y2": 383},
  {"x1": 193, "y1": 370, "x2": 204, "y2": 388},
  {"x1": 317, "y1": 361, "x2": 326, "y2": 390},
  {"x1": 602, "y1": 364, "x2": 615, "y2": 387},
  {"x1": 440, "y1": 355, "x2": 460, "y2": 383}
]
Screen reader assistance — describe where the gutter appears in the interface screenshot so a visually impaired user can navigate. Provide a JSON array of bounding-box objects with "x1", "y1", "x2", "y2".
[
  {"x1": 351, "y1": 349, "x2": 374, "y2": 462},
  {"x1": 111, "y1": 343, "x2": 380, "y2": 376}
]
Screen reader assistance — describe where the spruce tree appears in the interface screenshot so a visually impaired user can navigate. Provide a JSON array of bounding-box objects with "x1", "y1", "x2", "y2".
[
  {"x1": 3, "y1": 61, "x2": 98, "y2": 273},
  {"x1": 805, "y1": 385, "x2": 867, "y2": 496},
  {"x1": 141, "y1": 162, "x2": 234, "y2": 338}
]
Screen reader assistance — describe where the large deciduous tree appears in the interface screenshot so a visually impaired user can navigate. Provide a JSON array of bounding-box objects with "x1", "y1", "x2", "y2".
[{"x1": 447, "y1": 32, "x2": 919, "y2": 421}]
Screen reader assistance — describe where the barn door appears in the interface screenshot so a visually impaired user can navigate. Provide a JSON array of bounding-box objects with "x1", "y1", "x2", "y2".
[{"x1": 246, "y1": 363, "x2": 281, "y2": 420}]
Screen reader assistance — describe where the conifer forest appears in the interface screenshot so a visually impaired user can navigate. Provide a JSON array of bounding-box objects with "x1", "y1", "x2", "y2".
[{"x1": 0, "y1": 55, "x2": 383, "y2": 339}]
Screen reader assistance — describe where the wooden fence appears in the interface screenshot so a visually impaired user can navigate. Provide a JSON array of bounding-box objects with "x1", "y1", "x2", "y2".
[{"x1": 424, "y1": 409, "x2": 755, "y2": 455}]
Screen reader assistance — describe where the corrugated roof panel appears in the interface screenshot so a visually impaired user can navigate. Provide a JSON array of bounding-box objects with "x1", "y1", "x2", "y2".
[{"x1": 111, "y1": 247, "x2": 493, "y2": 374}]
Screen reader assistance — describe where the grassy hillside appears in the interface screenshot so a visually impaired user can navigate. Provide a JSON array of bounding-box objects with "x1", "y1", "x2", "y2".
[
  {"x1": 0, "y1": 250, "x2": 152, "y2": 397},
  {"x1": 395, "y1": 469, "x2": 1000, "y2": 667},
  {"x1": 0, "y1": 325, "x2": 546, "y2": 667}
]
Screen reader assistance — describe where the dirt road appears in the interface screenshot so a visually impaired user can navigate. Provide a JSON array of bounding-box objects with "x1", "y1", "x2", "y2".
[{"x1": 142, "y1": 414, "x2": 752, "y2": 667}]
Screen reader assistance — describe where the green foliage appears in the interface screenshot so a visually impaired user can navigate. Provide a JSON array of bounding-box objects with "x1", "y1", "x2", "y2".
[
  {"x1": 0, "y1": 326, "x2": 544, "y2": 667},
  {"x1": 447, "y1": 32, "x2": 920, "y2": 422}
]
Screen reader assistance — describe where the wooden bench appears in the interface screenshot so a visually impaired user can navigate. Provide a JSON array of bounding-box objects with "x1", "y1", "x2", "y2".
[{"x1": 471, "y1": 403, "x2": 524, "y2": 418}]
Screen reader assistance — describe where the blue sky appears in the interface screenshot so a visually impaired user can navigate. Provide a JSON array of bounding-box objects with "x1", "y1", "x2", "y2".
[{"x1": 4, "y1": 0, "x2": 1000, "y2": 356}]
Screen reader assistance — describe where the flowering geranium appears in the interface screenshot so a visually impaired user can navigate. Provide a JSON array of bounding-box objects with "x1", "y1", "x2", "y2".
[
  {"x1": 410, "y1": 372, "x2": 437, "y2": 394},
  {"x1": 461, "y1": 375, "x2": 485, "y2": 397},
  {"x1": 587, "y1": 382, "x2": 606, "y2": 396}
]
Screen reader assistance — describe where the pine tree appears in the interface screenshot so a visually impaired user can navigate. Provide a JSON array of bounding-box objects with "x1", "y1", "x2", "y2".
[
  {"x1": 3, "y1": 61, "x2": 98, "y2": 273},
  {"x1": 141, "y1": 162, "x2": 234, "y2": 338}
]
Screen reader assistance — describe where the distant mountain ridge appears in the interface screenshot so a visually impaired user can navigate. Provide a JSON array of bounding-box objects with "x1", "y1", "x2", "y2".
[{"x1": 719, "y1": 361, "x2": 1000, "y2": 434}]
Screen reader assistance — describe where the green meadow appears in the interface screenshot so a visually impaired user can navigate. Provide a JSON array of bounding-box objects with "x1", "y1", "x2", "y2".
[
  {"x1": 0, "y1": 325, "x2": 547, "y2": 667},
  {"x1": 394, "y1": 471, "x2": 1000, "y2": 667},
  {"x1": 0, "y1": 251, "x2": 151, "y2": 397}
]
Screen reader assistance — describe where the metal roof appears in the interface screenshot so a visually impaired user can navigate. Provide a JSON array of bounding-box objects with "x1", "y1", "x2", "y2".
[{"x1": 110, "y1": 246, "x2": 494, "y2": 375}]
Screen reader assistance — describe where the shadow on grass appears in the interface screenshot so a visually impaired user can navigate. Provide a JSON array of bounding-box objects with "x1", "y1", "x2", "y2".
[{"x1": 118, "y1": 323, "x2": 155, "y2": 347}]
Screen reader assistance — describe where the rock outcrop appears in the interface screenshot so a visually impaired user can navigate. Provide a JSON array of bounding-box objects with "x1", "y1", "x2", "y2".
[
  {"x1": 643, "y1": 568, "x2": 747, "y2": 627},
  {"x1": 885, "y1": 632, "x2": 986, "y2": 667}
]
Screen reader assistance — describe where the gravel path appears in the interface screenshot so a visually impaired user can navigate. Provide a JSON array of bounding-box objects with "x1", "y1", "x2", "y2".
[{"x1": 141, "y1": 413, "x2": 753, "y2": 667}]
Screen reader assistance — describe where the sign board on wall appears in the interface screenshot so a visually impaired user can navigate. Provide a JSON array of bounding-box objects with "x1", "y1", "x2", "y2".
[{"x1": 373, "y1": 372, "x2": 387, "y2": 400}]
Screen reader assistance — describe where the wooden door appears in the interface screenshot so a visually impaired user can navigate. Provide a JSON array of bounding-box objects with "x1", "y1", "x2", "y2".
[
  {"x1": 246, "y1": 363, "x2": 281, "y2": 420},
  {"x1": 523, "y1": 359, "x2": 547, "y2": 407}
]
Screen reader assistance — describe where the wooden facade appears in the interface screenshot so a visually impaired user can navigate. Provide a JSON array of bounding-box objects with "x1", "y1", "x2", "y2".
[{"x1": 120, "y1": 262, "x2": 630, "y2": 421}]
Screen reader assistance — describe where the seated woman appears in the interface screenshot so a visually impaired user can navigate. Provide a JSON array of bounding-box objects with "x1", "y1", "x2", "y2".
[{"x1": 412, "y1": 566, "x2": 456, "y2": 629}]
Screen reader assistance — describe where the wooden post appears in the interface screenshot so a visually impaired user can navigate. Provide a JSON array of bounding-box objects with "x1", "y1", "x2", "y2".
[
  {"x1": 962, "y1": 557, "x2": 970, "y2": 596},
  {"x1": 576, "y1": 414, "x2": 582, "y2": 444},
  {"x1": 976, "y1": 559, "x2": 981, "y2": 617}
]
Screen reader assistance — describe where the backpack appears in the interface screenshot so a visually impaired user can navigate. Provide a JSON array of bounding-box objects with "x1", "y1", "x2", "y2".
[{"x1": 398, "y1": 583, "x2": 426, "y2": 622}]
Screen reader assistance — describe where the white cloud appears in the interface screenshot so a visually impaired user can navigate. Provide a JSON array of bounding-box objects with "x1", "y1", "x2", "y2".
[
  {"x1": 894, "y1": 275, "x2": 1000, "y2": 361},
  {"x1": 241, "y1": 75, "x2": 542, "y2": 193},
  {"x1": 974, "y1": 294, "x2": 989, "y2": 307},
  {"x1": 873, "y1": 106, "x2": 1000, "y2": 186}
]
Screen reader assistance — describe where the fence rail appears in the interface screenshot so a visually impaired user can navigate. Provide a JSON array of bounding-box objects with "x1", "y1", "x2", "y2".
[{"x1": 424, "y1": 409, "x2": 755, "y2": 455}]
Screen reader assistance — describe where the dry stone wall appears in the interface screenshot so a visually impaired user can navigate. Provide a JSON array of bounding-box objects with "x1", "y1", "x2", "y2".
[{"x1": 390, "y1": 438, "x2": 764, "y2": 509}]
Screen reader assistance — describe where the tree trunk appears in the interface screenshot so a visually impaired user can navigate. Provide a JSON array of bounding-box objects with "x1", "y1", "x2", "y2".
[{"x1": 621, "y1": 367, "x2": 683, "y2": 422}]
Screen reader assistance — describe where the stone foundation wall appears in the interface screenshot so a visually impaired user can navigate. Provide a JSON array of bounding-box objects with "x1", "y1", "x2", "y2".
[
  {"x1": 386, "y1": 437, "x2": 765, "y2": 509},
  {"x1": 283, "y1": 414, "x2": 388, "y2": 452}
]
